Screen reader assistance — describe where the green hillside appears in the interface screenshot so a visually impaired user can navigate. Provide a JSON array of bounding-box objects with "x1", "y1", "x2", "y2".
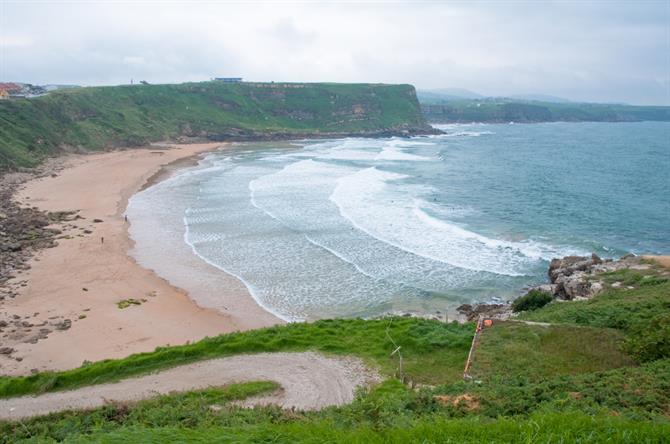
[
  {"x1": 0, "y1": 82, "x2": 430, "y2": 170},
  {"x1": 1, "y1": 260, "x2": 669, "y2": 442},
  {"x1": 421, "y1": 97, "x2": 670, "y2": 123}
]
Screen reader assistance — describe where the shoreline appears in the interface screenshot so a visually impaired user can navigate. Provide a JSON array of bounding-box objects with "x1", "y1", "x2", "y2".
[{"x1": 0, "y1": 144, "x2": 281, "y2": 376}]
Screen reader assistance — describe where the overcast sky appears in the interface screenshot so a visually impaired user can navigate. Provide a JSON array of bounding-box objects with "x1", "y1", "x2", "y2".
[{"x1": 1, "y1": 0, "x2": 669, "y2": 105}]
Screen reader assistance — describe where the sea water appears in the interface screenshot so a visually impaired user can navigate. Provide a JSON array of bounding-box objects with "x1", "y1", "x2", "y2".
[{"x1": 128, "y1": 122, "x2": 670, "y2": 321}]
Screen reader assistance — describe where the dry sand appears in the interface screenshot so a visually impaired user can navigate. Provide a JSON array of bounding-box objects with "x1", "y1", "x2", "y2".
[
  {"x1": 642, "y1": 255, "x2": 670, "y2": 268},
  {"x1": 0, "y1": 352, "x2": 379, "y2": 420},
  {"x1": 1, "y1": 144, "x2": 280, "y2": 376}
]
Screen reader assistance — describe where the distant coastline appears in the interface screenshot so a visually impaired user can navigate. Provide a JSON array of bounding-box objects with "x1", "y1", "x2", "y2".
[{"x1": 420, "y1": 98, "x2": 670, "y2": 124}]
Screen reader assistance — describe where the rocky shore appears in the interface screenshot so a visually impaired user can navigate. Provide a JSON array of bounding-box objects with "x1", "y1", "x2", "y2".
[
  {"x1": 457, "y1": 253, "x2": 668, "y2": 322},
  {"x1": 539, "y1": 253, "x2": 659, "y2": 300},
  {"x1": 0, "y1": 162, "x2": 69, "y2": 301},
  {"x1": 0, "y1": 161, "x2": 85, "y2": 363},
  {"x1": 203, "y1": 126, "x2": 443, "y2": 143}
]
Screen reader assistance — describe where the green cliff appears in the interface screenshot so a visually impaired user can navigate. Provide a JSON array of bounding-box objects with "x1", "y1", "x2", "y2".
[
  {"x1": 0, "y1": 82, "x2": 431, "y2": 170},
  {"x1": 421, "y1": 97, "x2": 670, "y2": 123}
]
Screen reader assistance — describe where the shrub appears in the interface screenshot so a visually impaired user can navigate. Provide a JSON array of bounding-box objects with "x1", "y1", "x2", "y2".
[
  {"x1": 625, "y1": 313, "x2": 670, "y2": 363},
  {"x1": 512, "y1": 290, "x2": 553, "y2": 313}
]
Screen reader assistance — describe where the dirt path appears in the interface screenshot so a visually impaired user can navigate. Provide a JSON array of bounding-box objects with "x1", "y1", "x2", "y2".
[{"x1": 0, "y1": 352, "x2": 379, "y2": 421}]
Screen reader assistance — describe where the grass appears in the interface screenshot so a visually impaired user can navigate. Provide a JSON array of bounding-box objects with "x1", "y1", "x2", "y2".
[
  {"x1": 1, "y1": 266, "x2": 669, "y2": 441},
  {"x1": 0, "y1": 381, "x2": 280, "y2": 443},
  {"x1": 3, "y1": 374, "x2": 669, "y2": 442},
  {"x1": 433, "y1": 358, "x2": 670, "y2": 419},
  {"x1": 470, "y1": 322, "x2": 635, "y2": 382},
  {"x1": 0, "y1": 81, "x2": 428, "y2": 170},
  {"x1": 519, "y1": 280, "x2": 670, "y2": 334},
  {"x1": 116, "y1": 298, "x2": 145, "y2": 309},
  {"x1": 0, "y1": 318, "x2": 474, "y2": 398},
  {"x1": 511, "y1": 289, "x2": 552, "y2": 312},
  {"x1": 46, "y1": 413, "x2": 670, "y2": 443}
]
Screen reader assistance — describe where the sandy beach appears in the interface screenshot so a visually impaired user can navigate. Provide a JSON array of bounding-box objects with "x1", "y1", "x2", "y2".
[
  {"x1": 643, "y1": 255, "x2": 670, "y2": 268},
  {"x1": 1, "y1": 144, "x2": 280, "y2": 376}
]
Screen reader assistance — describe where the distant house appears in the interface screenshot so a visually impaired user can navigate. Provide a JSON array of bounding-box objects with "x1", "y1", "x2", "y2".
[
  {"x1": 214, "y1": 77, "x2": 243, "y2": 83},
  {"x1": 0, "y1": 82, "x2": 23, "y2": 98}
]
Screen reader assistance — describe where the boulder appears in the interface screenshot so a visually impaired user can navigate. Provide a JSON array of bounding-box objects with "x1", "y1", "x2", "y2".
[
  {"x1": 456, "y1": 303, "x2": 510, "y2": 321},
  {"x1": 548, "y1": 254, "x2": 603, "y2": 284},
  {"x1": 54, "y1": 319, "x2": 72, "y2": 330}
]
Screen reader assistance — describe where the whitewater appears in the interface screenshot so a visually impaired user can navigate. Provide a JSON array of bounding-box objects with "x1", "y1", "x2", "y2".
[{"x1": 128, "y1": 122, "x2": 670, "y2": 321}]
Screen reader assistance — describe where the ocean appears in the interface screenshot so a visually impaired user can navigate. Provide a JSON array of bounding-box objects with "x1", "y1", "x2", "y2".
[{"x1": 127, "y1": 122, "x2": 670, "y2": 321}]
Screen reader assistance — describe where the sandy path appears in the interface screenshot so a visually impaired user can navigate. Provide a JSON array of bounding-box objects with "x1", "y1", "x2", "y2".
[
  {"x1": 0, "y1": 352, "x2": 378, "y2": 420},
  {"x1": 1, "y1": 144, "x2": 280, "y2": 376}
]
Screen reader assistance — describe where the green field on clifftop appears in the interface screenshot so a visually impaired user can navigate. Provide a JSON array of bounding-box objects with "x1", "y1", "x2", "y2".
[
  {"x1": 0, "y1": 255, "x2": 668, "y2": 443},
  {"x1": 0, "y1": 82, "x2": 428, "y2": 169},
  {"x1": 420, "y1": 96, "x2": 670, "y2": 123},
  {"x1": 2, "y1": 262, "x2": 670, "y2": 442}
]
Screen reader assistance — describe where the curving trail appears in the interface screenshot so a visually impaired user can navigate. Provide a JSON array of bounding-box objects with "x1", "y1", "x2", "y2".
[{"x1": 0, "y1": 352, "x2": 379, "y2": 421}]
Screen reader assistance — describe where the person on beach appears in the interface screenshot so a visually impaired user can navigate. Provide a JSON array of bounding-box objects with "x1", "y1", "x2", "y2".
[{"x1": 101, "y1": 237, "x2": 104, "y2": 244}]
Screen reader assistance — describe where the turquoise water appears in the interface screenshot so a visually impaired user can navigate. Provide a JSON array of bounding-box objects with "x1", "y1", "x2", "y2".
[{"x1": 128, "y1": 122, "x2": 670, "y2": 321}]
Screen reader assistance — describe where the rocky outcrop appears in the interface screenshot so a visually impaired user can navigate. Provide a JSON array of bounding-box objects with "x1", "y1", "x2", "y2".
[
  {"x1": 456, "y1": 303, "x2": 512, "y2": 321},
  {"x1": 547, "y1": 254, "x2": 605, "y2": 299},
  {"x1": 456, "y1": 253, "x2": 660, "y2": 321},
  {"x1": 0, "y1": 161, "x2": 73, "y2": 301},
  {"x1": 535, "y1": 253, "x2": 652, "y2": 300}
]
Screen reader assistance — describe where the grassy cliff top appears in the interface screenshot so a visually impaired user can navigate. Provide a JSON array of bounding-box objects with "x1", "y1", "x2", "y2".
[
  {"x1": 421, "y1": 97, "x2": 670, "y2": 123},
  {"x1": 1, "y1": 261, "x2": 669, "y2": 442},
  {"x1": 0, "y1": 81, "x2": 429, "y2": 170}
]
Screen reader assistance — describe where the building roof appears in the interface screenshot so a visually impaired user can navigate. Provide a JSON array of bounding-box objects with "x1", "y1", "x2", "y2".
[{"x1": 0, "y1": 82, "x2": 22, "y2": 92}]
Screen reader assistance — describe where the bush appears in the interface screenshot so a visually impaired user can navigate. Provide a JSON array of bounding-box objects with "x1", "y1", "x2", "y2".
[
  {"x1": 625, "y1": 313, "x2": 670, "y2": 363},
  {"x1": 512, "y1": 290, "x2": 553, "y2": 313}
]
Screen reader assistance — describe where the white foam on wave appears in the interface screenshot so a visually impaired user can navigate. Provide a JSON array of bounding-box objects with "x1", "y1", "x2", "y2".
[
  {"x1": 431, "y1": 123, "x2": 495, "y2": 138},
  {"x1": 443, "y1": 130, "x2": 494, "y2": 137},
  {"x1": 375, "y1": 141, "x2": 433, "y2": 162},
  {"x1": 317, "y1": 149, "x2": 379, "y2": 161},
  {"x1": 250, "y1": 159, "x2": 476, "y2": 290},
  {"x1": 330, "y1": 167, "x2": 580, "y2": 276},
  {"x1": 275, "y1": 137, "x2": 436, "y2": 163},
  {"x1": 182, "y1": 214, "x2": 296, "y2": 323}
]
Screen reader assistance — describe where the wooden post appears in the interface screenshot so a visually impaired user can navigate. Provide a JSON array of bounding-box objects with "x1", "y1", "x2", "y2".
[{"x1": 463, "y1": 315, "x2": 483, "y2": 379}]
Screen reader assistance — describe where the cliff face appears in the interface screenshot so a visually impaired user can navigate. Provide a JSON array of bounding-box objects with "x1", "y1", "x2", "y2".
[
  {"x1": 421, "y1": 100, "x2": 670, "y2": 123},
  {"x1": 0, "y1": 82, "x2": 434, "y2": 170}
]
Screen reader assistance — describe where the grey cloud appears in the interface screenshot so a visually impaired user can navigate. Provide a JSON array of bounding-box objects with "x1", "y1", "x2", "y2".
[{"x1": 0, "y1": 1, "x2": 668, "y2": 105}]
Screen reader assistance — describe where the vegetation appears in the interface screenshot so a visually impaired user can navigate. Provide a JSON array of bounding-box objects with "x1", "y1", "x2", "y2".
[
  {"x1": 622, "y1": 313, "x2": 670, "y2": 363},
  {"x1": 116, "y1": 298, "x2": 145, "y2": 309},
  {"x1": 2, "y1": 364, "x2": 669, "y2": 442},
  {"x1": 0, "y1": 81, "x2": 428, "y2": 169},
  {"x1": 520, "y1": 269, "x2": 670, "y2": 363},
  {"x1": 0, "y1": 381, "x2": 281, "y2": 443},
  {"x1": 437, "y1": 358, "x2": 670, "y2": 419},
  {"x1": 511, "y1": 289, "x2": 553, "y2": 312},
  {"x1": 470, "y1": 322, "x2": 634, "y2": 382},
  {"x1": 2, "y1": 265, "x2": 669, "y2": 442},
  {"x1": 420, "y1": 97, "x2": 670, "y2": 123},
  {"x1": 60, "y1": 414, "x2": 668, "y2": 444},
  {"x1": 519, "y1": 280, "x2": 670, "y2": 333},
  {"x1": 0, "y1": 318, "x2": 473, "y2": 398}
]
